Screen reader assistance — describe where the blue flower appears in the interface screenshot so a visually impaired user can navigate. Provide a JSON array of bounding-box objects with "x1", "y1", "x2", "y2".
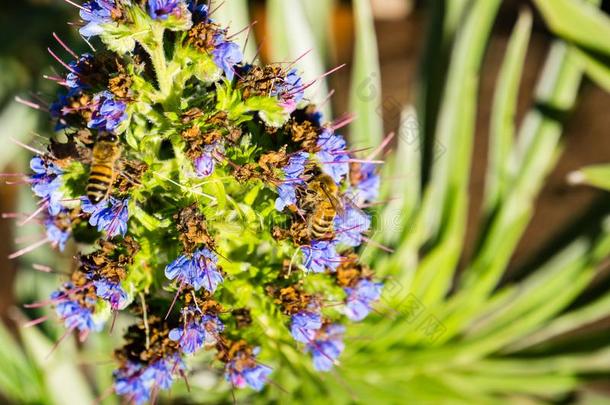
[
  {"x1": 225, "y1": 350, "x2": 272, "y2": 391},
  {"x1": 141, "y1": 355, "x2": 184, "y2": 390},
  {"x1": 306, "y1": 324, "x2": 345, "y2": 372},
  {"x1": 50, "y1": 88, "x2": 85, "y2": 130},
  {"x1": 194, "y1": 146, "x2": 216, "y2": 177},
  {"x1": 80, "y1": 0, "x2": 116, "y2": 37},
  {"x1": 272, "y1": 69, "x2": 305, "y2": 113},
  {"x1": 290, "y1": 311, "x2": 322, "y2": 343},
  {"x1": 275, "y1": 183, "x2": 298, "y2": 212},
  {"x1": 30, "y1": 156, "x2": 65, "y2": 215},
  {"x1": 51, "y1": 291, "x2": 103, "y2": 336},
  {"x1": 284, "y1": 151, "x2": 310, "y2": 178},
  {"x1": 94, "y1": 279, "x2": 129, "y2": 310},
  {"x1": 148, "y1": 0, "x2": 183, "y2": 20},
  {"x1": 115, "y1": 355, "x2": 184, "y2": 404},
  {"x1": 169, "y1": 314, "x2": 224, "y2": 354},
  {"x1": 275, "y1": 151, "x2": 309, "y2": 211},
  {"x1": 212, "y1": 40, "x2": 243, "y2": 81},
  {"x1": 165, "y1": 248, "x2": 223, "y2": 293},
  {"x1": 301, "y1": 241, "x2": 341, "y2": 273},
  {"x1": 307, "y1": 109, "x2": 324, "y2": 127},
  {"x1": 88, "y1": 91, "x2": 127, "y2": 132},
  {"x1": 114, "y1": 363, "x2": 149, "y2": 405},
  {"x1": 82, "y1": 197, "x2": 130, "y2": 238},
  {"x1": 45, "y1": 219, "x2": 70, "y2": 252},
  {"x1": 351, "y1": 163, "x2": 380, "y2": 203},
  {"x1": 241, "y1": 364, "x2": 273, "y2": 391},
  {"x1": 188, "y1": 0, "x2": 209, "y2": 22},
  {"x1": 66, "y1": 53, "x2": 94, "y2": 90},
  {"x1": 316, "y1": 130, "x2": 349, "y2": 184},
  {"x1": 344, "y1": 279, "x2": 383, "y2": 321},
  {"x1": 334, "y1": 205, "x2": 371, "y2": 247}
]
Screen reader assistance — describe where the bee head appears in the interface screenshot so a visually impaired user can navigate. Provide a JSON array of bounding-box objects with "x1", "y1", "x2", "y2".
[{"x1": 98, "y1": 132, "x2": 119, "y2": 143}]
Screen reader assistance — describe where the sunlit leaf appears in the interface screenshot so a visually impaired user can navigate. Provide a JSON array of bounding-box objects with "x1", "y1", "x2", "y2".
[
  {"x1": 533, "y1": 0, "x2": 610, "y2": 56},
  {"x1": 348, "y1": 0, "x2": 383, "y2": 151},
  {"x1": 569, "y1": 163, "x2": 610, "y2": 190},
  {"x1": 267, "y1": 0, "x2": 331, "y2": 117}
]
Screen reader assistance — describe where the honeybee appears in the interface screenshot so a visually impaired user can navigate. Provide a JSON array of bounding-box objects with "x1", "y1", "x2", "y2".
[
  {"x1": 300, "y1": 174, "x2": 344, "y2": 240},
  {"x1": 87, "y1": 132, "x2": 122, "y2": 204}
]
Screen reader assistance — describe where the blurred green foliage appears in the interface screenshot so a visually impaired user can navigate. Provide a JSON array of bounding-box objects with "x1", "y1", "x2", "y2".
[{"x1": 4, "y1": 0, "x2": 610, "y2": 404}]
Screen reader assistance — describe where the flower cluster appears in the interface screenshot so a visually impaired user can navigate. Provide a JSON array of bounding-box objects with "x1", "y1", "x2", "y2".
[{"x1": 17, "y1": 1, "x2": 385, "y2": 403}]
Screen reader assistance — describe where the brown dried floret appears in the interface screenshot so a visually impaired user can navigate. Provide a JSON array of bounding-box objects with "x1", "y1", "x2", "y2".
[
  {"x1": 181, "y1": 124, "x2": 224, "y2": 160},
  {"x1": 231, "y1": 308, "x2": 253, "y2": 328},
  {"x1": 226, "y1": 127, "x2": 243, "y2": 143},
  {"x1": 272, "y1": 226, "x2": 289, "y2": 241},
  {"x1": 258, "y1": 147, "x2": 288, "y2": 178},
  {"x1": 108, "y1": 72, "x2": 132, "y2": 99},
  {"x1": 113, "y1": 159, "x2": 148, "y2": 194},
  {"x1": 115, "y1": 315, "x2": 179, "y2": 364},
  {"x1": 232, "y1": 163, "x2": 259, "y2": 183},
  {"x1": 216, "y1": 339, "x2": 255, "y2": 366},
  {"x1": 289, "y1": 119, "x2": 319, "y2": 152},
  {"x1": 183, "y1": 292, "x2": 224, "y2": 315},
  {"x1": 67, "y1": 92, "x2": 95, "y2": 123},
  {"x1": 202, "y1": 129, "x2": 223, "y2": 145},
  {"x1": 335, "y1": 254, "x2": 373, "y2": 288},
  {"x1": 236, "y1": 64, "x2": 286, "y2": 99},
  {"x1": 268, "y1": 285, "x2": 312, "y2": 315},
  {"x1": 123, "y1": 235, "x2": 140, "y2": 256},
  {"x1": 288, "y1": 221, "x2": 311, "y2": 246},
  {"x1": 181, "y1": 125, "x2": 201, "y2": 141},
  {"x1": 186, "y1": 22, "x2": 225, "y2": 51},
  {"x1": 206, "y1": 111, "x2": 229, "y2": 126},
  {"x1": 78, "y1": 237, "x2": 140, "y2": 283},
  {"x1": 109, "y1": 4, "x2": 128, "y2": 22},
  {"x1": 349, "y1": 162, "x2": 365, "y2": 187},
  {"x1": 181, "y1": 108, "x2": 204, "y2": 124},
  {"x1": 175, "y1": 204, "x2": 215, "y2": 254},
  {"x1": 60, "y1": 271, "x2": 98, "y2": 308},
  {"x1": 74, "y1": 52, "x2": 128, "y2": 91}
]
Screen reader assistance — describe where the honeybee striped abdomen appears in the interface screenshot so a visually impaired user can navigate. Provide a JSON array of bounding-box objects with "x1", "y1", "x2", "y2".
[
  {"x1": 87, "y1": 133, "x2": 121, "y2": 204},
  {"x1": 310, "y1": 200, "x2": 337, "y2": 240},
  {"x1": 301, "y1": 174, "x2": 344, "y2": 240}
]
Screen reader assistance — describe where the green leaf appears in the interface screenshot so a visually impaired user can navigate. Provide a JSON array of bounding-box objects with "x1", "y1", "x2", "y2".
[
  {"x1": 246, "y1": 97, "x2": 287, "y2": 128},
  {"x1": 572, "y1": 47, "x2": 610, "y2": 93},
  {"x1": 0, "y1": 102, "x2": 37, "y2": 169},
  {"x1": 19, "y1": 317, "x2": 95, "y2": 405},
  {"x1": 412, "y1": 0, "x2": 502, "y2": 306},
  {"x1": 0, "y1": 321, "x2": 46, "y2": 403},
  {"x1": 439, "y1": 40, "x2": 586, "y2": 342},
  {"x1": 484, "y1": 9, "x2": 533, "y2": 212},
  {"x1": 568, "y1": 163, "x2": 610, "y2": 190},
  {"x1": 378, "y1": 106, "x2": 421, "y2": 247},
  {"x1": 416, "y1": 0, "x2": 470, "y2": 185},
  {"x1": 533, "y1": 0, "x2": 610, "y2": 56},
  {"x1": 300, "y1": 0, "x2": 334, "y2": 59},
  {"x1": 505, "y1": 291, "x2": 610, "y2": 352},
  {"x1": 348, "y1": 0, "x2": 384, "y2": 151},
  {"x1": 267, "y1": 0, "x2": 330, "y2": 116}
]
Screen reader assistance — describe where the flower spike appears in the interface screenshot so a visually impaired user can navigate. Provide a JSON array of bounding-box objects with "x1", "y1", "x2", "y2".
[{"x1": 18, "y1": 1, "x2": 386, "y2": 402}]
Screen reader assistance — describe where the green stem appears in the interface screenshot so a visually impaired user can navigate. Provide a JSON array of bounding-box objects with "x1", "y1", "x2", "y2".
[
  {"x1": 149, "y1": 44, "x2": 172, "y2": 100},
  {"x1": 140, "y1": 28, "x2": 174, "y2": 104}
]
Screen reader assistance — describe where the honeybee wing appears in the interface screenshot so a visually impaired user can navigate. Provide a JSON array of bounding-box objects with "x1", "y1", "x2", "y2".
[
  {"x1": 318, "y1": 180, "x2": 345, "y2": 216},
  {"x1": 340, "y1": 191, "x2": 370, "y2": 220}
]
